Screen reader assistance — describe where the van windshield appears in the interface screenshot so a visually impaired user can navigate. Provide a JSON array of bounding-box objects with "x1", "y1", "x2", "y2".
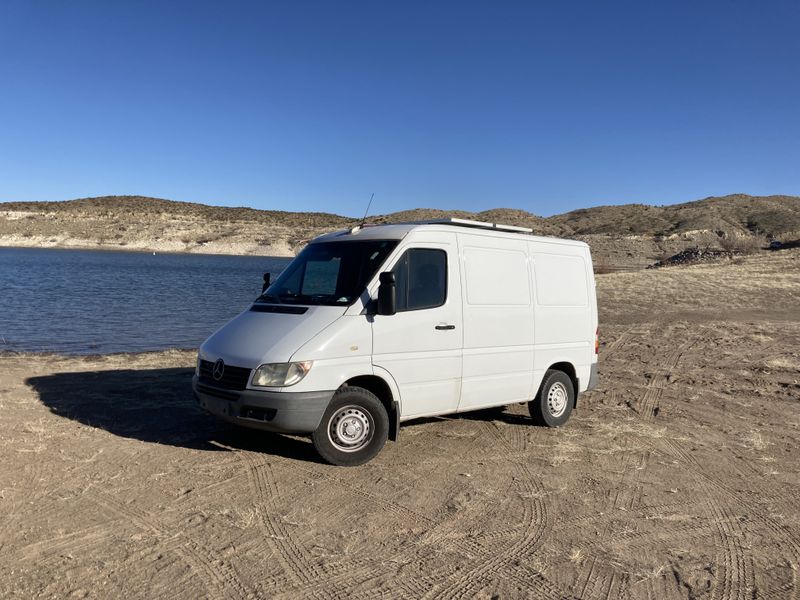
[{"x1": 257, "y1": 240, "x2": 398, "y2": 306}]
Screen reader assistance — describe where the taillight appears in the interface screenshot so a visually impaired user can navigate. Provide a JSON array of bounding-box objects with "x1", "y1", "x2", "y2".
[{"x1": 595, "y1": 327, "x2": 599, "y2": 354}]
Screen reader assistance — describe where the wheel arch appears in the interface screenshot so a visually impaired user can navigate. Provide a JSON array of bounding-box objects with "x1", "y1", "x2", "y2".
[
  {"x1": 343, "y1": 374, "x2": 400, "y2": 441},
  {"x1": 541, "y1": 361, "x2": 579, "y2": 408}
]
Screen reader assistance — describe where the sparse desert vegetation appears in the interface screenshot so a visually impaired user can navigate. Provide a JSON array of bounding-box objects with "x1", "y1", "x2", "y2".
[
  {"x1": 1, "y1": 194, "x2": 799, "y2": 270},
  {"x1": 0, "y1": 249, "x2": 798, "y2": 598}
]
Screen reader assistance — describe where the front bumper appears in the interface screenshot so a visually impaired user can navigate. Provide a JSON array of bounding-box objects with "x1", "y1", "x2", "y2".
[{"x1": 192, "y1": 375, "x2": 334, "y2": 434}]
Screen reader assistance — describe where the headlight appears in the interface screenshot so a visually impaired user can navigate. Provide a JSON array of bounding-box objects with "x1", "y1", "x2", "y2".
[
  {"x1": 196, "y1": 355, "x2": 201, "y2": 376},
  {"x1": 252, "y1": 361, "x2": 313, "y2": 387}
]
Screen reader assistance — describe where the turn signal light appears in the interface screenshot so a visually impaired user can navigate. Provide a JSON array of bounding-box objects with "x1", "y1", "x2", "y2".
[{"x1": 595, "y1": 328, "x2": 599, "y2": 354}]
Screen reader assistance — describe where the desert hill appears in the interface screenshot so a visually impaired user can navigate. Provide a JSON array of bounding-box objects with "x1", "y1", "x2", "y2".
[
  {"x1": 551, "y1": 194, "x2": 800, "y2": 237},
  {"x1": 1, "y1": 194, "x2": 798, "y2": 269}
]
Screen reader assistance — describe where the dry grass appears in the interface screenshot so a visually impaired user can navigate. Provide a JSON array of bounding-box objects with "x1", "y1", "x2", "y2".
[
  {"x1": 719, "y1": 234, "x2": 766, "y2": 254},
  {"x1": 597, "y1": 248, "x2": 800, "y2": 319}
]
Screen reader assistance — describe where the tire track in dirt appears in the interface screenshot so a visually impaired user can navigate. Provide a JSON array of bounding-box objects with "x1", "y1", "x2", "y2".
[
  {"x1": 721, "y1": 449, "x2": 800, "y2": 535},
  {"x1": 660, "y1": 439, "x2": 755, "y2": 600},
  {"x1": 7, "y1": 498, "x2": 197, "y2": 600},
  {"x1": 638, "y1": 334, "x2": 697, "y2": 421},
  {"x1": 631, "y1": 329, "x2": 755, "y2": 600},
  {"x1": 234, "y1": 453, "x2": 450, "y2": 599},
  {"x1": 318, "y1": 417, "x2": 562, "y2": 599},
  {"x1": 18, "y1": 522, "x2": 117, "y2": 565},
  {"x1": 286, "y1": 462, "x2": 469, "y2": 599},
  {"x1": 292, "y1": 461, "x2": 439, "y2": 528},
  {"x1": 0, "y1": 447, "x2": 142, "y2": 556},
  {"x1": 428, "y1": 420, "x2": 559, "y2": 600},
  {"x1": 0, "y1": 458, "x2": 43, "y2": 553},
  {"x1": 445, "y1": 422, "x2": 551, "y2": 596},
  {"x1": 663, "y1": 438, "x2": 800, "y2": 600},
  {"x1": 573, "y1": 440, "x2": 645, "y2": 599},
  {"x1": 0, "y1": 453, "x2": 145, "y2": 589},
  {"x1": 237, "y1": 451, "x2": 327, "y2": 591},
  {"x1": 104, "y1": 537, "x2": 199, "y2": 600},
  {"x1": 91, "y1": 489, "x2": 252, "y2": 600},
  {"x1": 613, "y1": 519, "x2": 711, "y2": 549},
  {"x1": 594, "y1": 324, "x2": 753, "y2": 600},
  {"x1": 576, "y1": 557, "x2": 626, "y2": 600},
  {"x1": 609, "y1": 448, "x2": 650, "y2": 512},
  {"x1": 571, "y1": 325, "x2": 696, "y2": 598},
  {"x1": 646, "y1": 325, "x2": 797, "y2": 599},
  {"x1": 602, "y1": 325, "x2": 647, "y2": 360}
]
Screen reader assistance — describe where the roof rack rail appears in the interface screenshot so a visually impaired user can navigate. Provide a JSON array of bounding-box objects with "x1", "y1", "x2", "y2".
[{"x1": 412, "y1": 217, "x2": 533, "y2": 234}]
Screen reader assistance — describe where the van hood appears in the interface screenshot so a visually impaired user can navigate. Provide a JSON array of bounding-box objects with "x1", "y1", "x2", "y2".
[{"x1": 199, "y1": 305, "x2": 346, "y2": 368}]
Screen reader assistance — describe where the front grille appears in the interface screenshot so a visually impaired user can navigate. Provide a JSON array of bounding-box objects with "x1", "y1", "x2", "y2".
[{"x1": 199, "y1": 360, "x2": 252, "y2": 390}]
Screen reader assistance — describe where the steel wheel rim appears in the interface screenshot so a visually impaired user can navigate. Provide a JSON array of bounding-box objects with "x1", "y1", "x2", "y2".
[
  {"x1": 327, "y1": 405, "x2": 373, "y2": 452},
  {"x1": 546, "y1": 382, "x2": 568, "y2": 417}
]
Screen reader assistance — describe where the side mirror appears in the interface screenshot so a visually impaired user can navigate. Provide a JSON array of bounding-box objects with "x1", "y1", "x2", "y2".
[
  {"x1": 262, "y1": 272, "x2": 271, "y2": 293},
  {"x1": 377, "y1": 271, "x2": 396, "y2": 316}
]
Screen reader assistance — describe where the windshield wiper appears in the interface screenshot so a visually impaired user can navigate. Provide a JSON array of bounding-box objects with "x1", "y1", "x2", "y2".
[
  {"x1": 255, "y1": 292, "x2": 282, "y2": 304},
  {"x1": 282, "y1": 293, "x2": 344, "y2": 305},
  {"x1": 259, "y1": 291, "x2": 348, "y2": 306}
]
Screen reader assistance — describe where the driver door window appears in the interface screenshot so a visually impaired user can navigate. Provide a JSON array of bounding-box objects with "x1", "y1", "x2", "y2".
[{"x1": 392, "y1": 248, "x2": 447, "y2": 311}]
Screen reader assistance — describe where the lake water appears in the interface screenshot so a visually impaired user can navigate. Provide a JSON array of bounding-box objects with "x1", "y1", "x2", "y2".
[{"x1": 0, "y1": 247, "x2": 292, "y2": 354}]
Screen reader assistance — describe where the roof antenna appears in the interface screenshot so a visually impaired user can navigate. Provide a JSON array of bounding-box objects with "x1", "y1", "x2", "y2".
[
  {"x1": 350, "y1": 193, "x2": 375, "y2": 234},
  {"x1": 361, "y1": 192, "x2": 375, "y2": 227}
]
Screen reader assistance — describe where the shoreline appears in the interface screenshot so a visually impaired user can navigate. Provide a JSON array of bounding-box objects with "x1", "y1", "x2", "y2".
[
  {"x1": 0, "y1": 346, "x2": 198, "y2": 360},
  {"x1": 0, "y1": 236, "x2": 297, "y2": 258},
  {"x1": 0, "y1": 242, "x2": 296, "y2": 259}
]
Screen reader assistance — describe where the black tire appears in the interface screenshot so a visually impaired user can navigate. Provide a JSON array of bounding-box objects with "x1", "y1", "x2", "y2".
[
  {"x1": 529, "y1": 369, "x2": 574, "y2": 427},
  {"x1": 312, "y1": 386, "x2": 389, "y2": 466}
]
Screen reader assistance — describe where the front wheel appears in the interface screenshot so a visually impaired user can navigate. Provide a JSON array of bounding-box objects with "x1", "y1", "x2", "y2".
[
  {"x1": 529, "y1": 370, "x2": 574, "y2": 427},
  {"x1": 312, "y1": 386, "x2": 389, "y2": 466}
]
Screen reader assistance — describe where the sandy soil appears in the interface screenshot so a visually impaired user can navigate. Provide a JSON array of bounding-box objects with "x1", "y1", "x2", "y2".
[{"x1": 1, "y1": 250, "x2": 798, "y2": 599}]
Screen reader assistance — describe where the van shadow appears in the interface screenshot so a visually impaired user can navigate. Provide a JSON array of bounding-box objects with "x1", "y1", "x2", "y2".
[
  {"x1": 26, "y1": 367, "x2": 323, "y2": 463},
  {"x1": 403, "y1": 405, "x2": 534, "y2": 430}
]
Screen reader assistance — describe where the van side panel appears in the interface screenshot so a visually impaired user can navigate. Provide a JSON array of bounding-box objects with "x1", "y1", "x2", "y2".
[
  {"x1": 529, "y1": 242, "x2": 594, "y2": 396},
  {"x1": 457, "y1": 233, "x2": 535, "y2": 411}
]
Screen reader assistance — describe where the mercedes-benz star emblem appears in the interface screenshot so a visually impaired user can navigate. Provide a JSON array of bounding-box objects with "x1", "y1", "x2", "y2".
[{"x1": 212, "y1": 358, "x2": 225, "y2": 381}]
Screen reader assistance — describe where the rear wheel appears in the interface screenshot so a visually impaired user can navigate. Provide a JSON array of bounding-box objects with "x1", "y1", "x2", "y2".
[
  {"x1": 312, "y1": 386, "x2": 389, "y2": 466},
  {"x1": 529, "y1": 369, "x2": 574, "y2": 427}
]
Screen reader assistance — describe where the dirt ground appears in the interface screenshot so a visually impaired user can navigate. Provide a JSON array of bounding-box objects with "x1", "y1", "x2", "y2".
[{"x1": 1, "y1": 250, "x2": 798, "y2": 599}]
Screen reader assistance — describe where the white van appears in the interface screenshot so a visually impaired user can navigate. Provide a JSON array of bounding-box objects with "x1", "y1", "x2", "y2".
[{"x1": 193, "y1": 219, "x2": 599, "y2": 466}]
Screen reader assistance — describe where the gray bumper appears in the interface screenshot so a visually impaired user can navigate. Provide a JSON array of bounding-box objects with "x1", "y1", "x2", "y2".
[
  {"x1": 192, "y1": 375, "x2": 334, "y2": 434},
  {"x1": 587, "y1": 363, "x2": 599, "y2": 391}
]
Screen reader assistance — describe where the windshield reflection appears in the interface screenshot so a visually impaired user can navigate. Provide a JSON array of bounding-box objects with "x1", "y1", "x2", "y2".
[{"x1": 255, "y1": 240, "x2": 398, "y2": 306}]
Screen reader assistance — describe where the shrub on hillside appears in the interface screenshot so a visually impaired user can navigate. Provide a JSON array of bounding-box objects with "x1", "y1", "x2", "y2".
[{"x1": 719, "y1": 234, "x2": 765, "y2": 254}]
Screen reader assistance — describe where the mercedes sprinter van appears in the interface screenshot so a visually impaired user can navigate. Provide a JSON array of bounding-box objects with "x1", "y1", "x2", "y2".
[{"x1": 193, "y1": 219, "x2": 599, "y2": 466}]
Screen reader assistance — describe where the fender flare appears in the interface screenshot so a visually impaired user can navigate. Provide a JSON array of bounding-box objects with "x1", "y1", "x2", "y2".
[{"x1": 372, "y1": 365, "x2": 403, "y2": 440}]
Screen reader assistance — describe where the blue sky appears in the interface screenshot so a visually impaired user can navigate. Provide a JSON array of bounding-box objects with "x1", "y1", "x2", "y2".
[{"x1": 1, "y1": 1, "x2": 798, "y2": 217}]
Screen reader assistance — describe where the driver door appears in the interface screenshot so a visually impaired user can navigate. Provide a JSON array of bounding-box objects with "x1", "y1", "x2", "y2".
[{"x1": 371, "y1": 233, "x2": 463, "y2": 418}]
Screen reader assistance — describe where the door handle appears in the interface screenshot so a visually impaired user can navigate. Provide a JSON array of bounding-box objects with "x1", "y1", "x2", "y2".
[{"x1": 435, "y1": 324, "x2": 456, "y2": 330}]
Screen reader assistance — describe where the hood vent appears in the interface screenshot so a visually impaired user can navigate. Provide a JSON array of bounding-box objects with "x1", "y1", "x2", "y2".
[{"x1": 250, "y1": 304, "x2": 309, "y2": 315}]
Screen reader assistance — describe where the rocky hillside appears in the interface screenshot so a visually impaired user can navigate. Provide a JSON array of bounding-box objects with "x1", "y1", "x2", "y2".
[{"x1": 1, "y1": 194, "x2": 798, "y2": 269}]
